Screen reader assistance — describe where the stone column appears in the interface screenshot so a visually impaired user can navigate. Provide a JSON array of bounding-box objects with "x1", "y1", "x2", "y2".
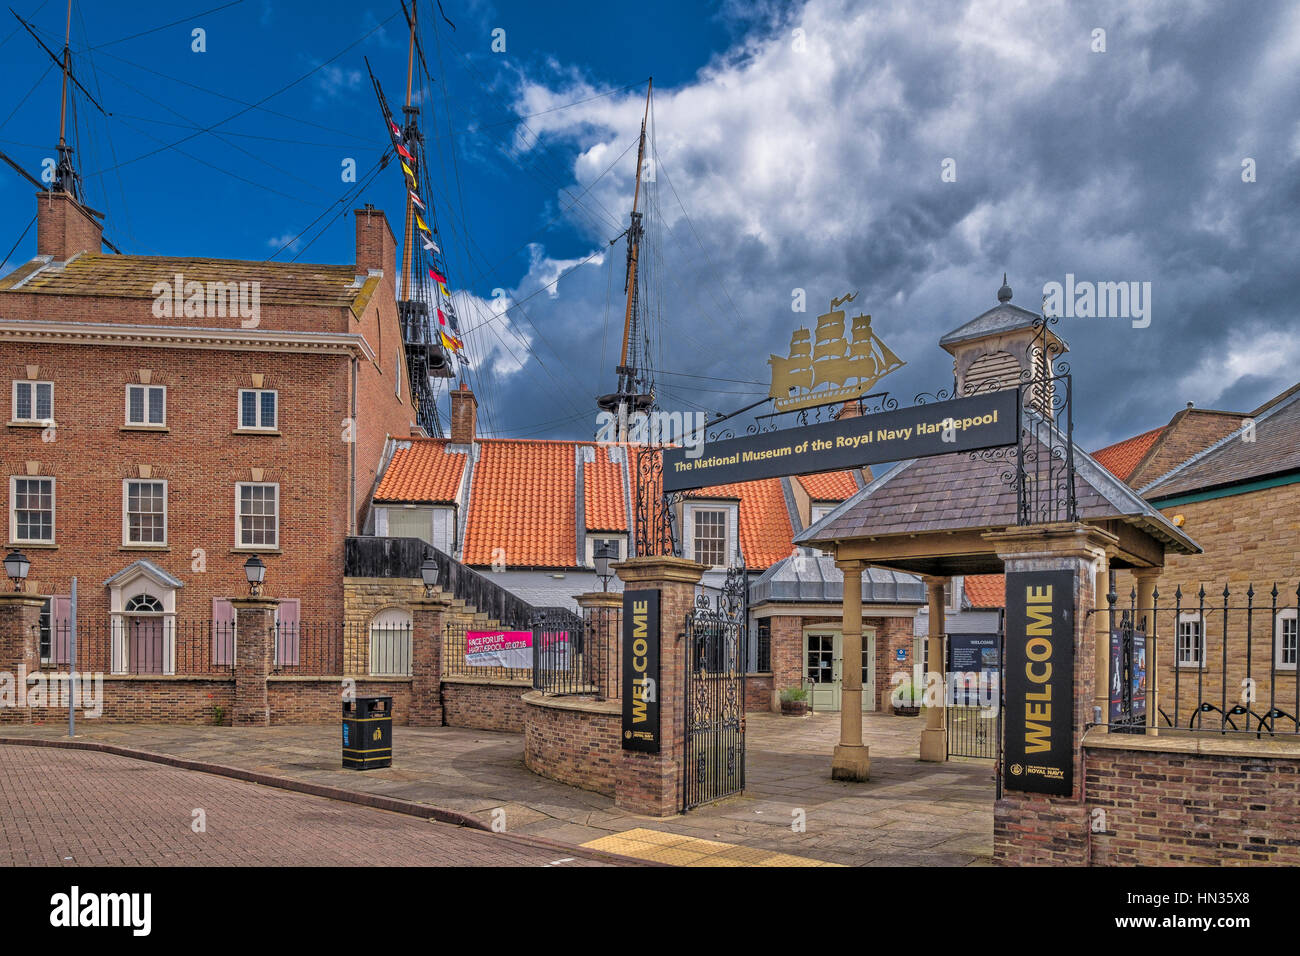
[
  {"x1": 985, "y1": 522, "x2": 1118, "y2": 867},
  {"x1": 1092, "y1": 549, "x2": 1112, "y2": 728},
  {"x1": 230, "y1": 597, "x2": 278, "y2": 726},
  {"x1": 919, "y1": 576, "x2": 948, "y2": 762},
  {"x1": 612, "y1": 556, "x2": 705, "y2": 817},
  {"x1": 410, "y1": 594, "x2": 450, "y2": 726},
  {"x1": 0, "y1": 593, "x2": 43, "y2": 724},
  {"x1": 576, "y1": 591, "x2": 622, "y2": 699},
  {"x1": 832, "y1": 560, "x2": 870, "y2": 781},
  {"x1": 1134, "y1": 569, "x2": 1160, "y2": 734}
]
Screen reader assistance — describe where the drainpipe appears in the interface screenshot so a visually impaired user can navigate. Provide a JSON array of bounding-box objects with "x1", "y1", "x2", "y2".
[{"x1": 349, "y1": 355, "x2": 358, "y2": 534}]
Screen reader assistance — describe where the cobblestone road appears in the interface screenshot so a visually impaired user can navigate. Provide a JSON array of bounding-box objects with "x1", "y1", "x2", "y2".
[{"x1": 0, "y1": 745, "x2": 611, "y2": 866}]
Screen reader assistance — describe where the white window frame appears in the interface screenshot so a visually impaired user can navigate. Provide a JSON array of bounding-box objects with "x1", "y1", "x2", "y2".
[
  {"x1": 122, "y1": 479, "x2": 168, "y2": 547},
  {"x1": 1176, "y1": 612, "x2": 1205, "y2": 670},
  {"x1": 237, "y1": 389, "x2": 278, "y2": 431},
  {"x1": 125, "y1": 384, "x2": 167, "y2": 427},
  {"x1": 235, "y1": 482, "x2": 279, "y2": 550},
  {"x1": 690, "y1": 507, "x2": 729, "y2": 569},
  {"x1": 1275, "y1": 609, "x2": 1298, "y2": 672},
  {"x1": 9, "y1": 475, "x2": 55, "y2": 545},
  {"x1": 584, "y1": 535, "x2": 626, "y2": 568},
  {"x1": 11, "y1": 380, "x2": 53, "y2": 424}
]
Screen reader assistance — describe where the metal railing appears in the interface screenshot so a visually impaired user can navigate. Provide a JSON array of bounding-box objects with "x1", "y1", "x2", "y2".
[
  {"x1": 534, "y1": 605, "x2": 619, "y2": 698},
  {"x1": 35, "y1": 620, "x2": 416, "y2": 678},
  {"x1": 1104, "y1": 582, "x2": 1300, "y2": 736},
  {"x1": 37, "y1": 620, "x2": 235, "y2": 676}
]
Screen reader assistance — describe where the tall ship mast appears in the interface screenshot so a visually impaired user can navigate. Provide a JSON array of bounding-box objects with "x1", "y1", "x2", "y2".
[
  {"x1": 367, "y1": 1, "x2": 462, "y2": 438},
  {"x1": 596, "y1": 79, "x2": 656, "y2": 439}
]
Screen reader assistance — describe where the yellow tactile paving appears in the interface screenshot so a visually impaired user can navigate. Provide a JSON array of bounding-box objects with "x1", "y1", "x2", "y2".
[{"x1": 582, "y1": 828, "x2": 843, "y2": 867}]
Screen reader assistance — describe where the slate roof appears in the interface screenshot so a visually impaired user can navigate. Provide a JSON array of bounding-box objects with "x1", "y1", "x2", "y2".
[
  {"x1": 1140, "y1": 386, "x2": 1300, "y2": 499},
  {"x1": 0, "y1": 253, "x2": 382, "y2": 316},
  {"x1": 750, "y1": 553, "x2": 925, "y2": 606},
  {"x1": 796, "y1": 410, "x2": 1200, "y2": 560}
]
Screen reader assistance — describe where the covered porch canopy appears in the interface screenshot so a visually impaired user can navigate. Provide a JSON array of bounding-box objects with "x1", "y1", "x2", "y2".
[{"x1": 793, "y1": 419, "x2": 1201, "y2": 779}]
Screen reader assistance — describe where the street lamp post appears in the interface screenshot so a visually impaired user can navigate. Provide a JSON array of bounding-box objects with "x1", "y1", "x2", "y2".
[
  {"x1": 4, "y1": 550, "x2": 30, "y2": 592},
  {"x1": 243, "y1": 554, "x2": 267, "y2": 596},
  {"x1": 594, "y1": 541, "x2": 615, "y2": 592}
]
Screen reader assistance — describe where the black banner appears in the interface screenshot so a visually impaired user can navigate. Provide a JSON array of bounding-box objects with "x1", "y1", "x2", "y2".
[
  {"x1": 621, "y1": 589, "x2": 661, "y2": 753},
  {"x1": 662, "y1": 389, "x2": 1019, "y2": 492},
  {"x1": 1003, "y1": 570, "x2": 1075, "y2": 796}
]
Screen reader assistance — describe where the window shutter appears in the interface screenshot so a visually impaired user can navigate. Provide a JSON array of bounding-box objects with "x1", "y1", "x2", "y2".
[
  {"x1": 213, "y1": 598, "x2": 235, "y2": 666},
  {"x1": 275, "y1": 598, "x2": 301, "y2": 666},
  {"x1": 51, "y1": 595, "x2": 72, "y2": 665}
]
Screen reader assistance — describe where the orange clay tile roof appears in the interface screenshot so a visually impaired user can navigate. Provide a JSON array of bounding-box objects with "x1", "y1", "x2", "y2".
[
  {"x1": 374, "y1": 440, "x2": 466, "y2": 503},
  {"x1": 584, "y1": 446, "x2": 627, "y2": 531},
  {"x1": 691, "y1": 477, "x2": 794, "y2": 569},
  {"x1": 964, "y1": 574, "x2": 1005, "y2": 608},
  {"x1": 1091, "y1": 426, "x2": 1165, "y2": 481},
  {"x1": 0, "y1": 253, "x2": 382, "y2": 315},
  {"x1": 798, "y1": 470, "x2": 860, "y2": 500},
  {"x1": 462, "y1": 439, "x2": 577, "y2": 568}
]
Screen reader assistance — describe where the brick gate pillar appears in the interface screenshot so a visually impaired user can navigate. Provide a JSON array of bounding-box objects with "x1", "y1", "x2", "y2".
[
  {"x1": 230, "y1": 597, "x2": 278, "y2": 726},
  {"x1": 919, "y1": 575, "x2": 949, "y2": 761},
  {"x1": 612, "y1": 556, "x2": 705, "y2": 817},
  {"x1": 576, "y1": 591, "x2": 622, "y2": 699},
  {"x1": 0, "y1": 592, "x2": 43, "y2": 724},
  {"x1": 410, "y1": 595, "x2": 450, "y2": 726},
  {"x1": 985, "y1": 522, "x2": 1118, "y2": 866}
]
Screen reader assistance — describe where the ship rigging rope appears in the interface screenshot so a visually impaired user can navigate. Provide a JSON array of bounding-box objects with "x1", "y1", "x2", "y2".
[
  {"x1": 0, "y1": 0, "x2": 49, "y2": 54},
  {"x1": 82, "y1": 9, "x2": 402, "y2": 178},
  {"x1": 1, "y1": 216, "x2": 36, "y2": 271},
  {"x1": 470, "y1": 80, "x2": 648, "y2": 131},
  {"x1": 264, "y1": 152, "x2": 391, "y2": 261},
  {"x1": 85, "y1": 0, "x2": 244, "y2": 50},
  {"x1": 0, "y1": 63, "x2": 55, "y2": 133}
]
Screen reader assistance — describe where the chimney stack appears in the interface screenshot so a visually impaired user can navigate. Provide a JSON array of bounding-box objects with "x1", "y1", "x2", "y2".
[
  {"x1": 36, "y1": 191, "x2": 104, "y2": 260},
  {"x1": 450, "y1": 383, "x2": 477, "y2": 445},
  {"x1": 354, "y1": 205, "x2": 397, "y2": 284}
]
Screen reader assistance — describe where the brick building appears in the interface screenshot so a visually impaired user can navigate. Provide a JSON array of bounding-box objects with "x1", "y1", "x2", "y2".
[{"x1": 1, "y1": 190, "x2": 419, "y2": 673}]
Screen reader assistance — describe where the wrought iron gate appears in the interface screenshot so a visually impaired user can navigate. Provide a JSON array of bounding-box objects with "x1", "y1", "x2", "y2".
[{"x1": 683, "y1": 563, "x2": 748, "y2": 810}]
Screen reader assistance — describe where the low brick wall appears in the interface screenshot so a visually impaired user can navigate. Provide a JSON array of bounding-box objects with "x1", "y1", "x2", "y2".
[
  {"x1": 17, "y1": 677, "x2": 237, "y2": 726},
  {"x1": 522, "y1": 690, "x2": 620, "y2": 796},
  {"x1": 746, "y1": 673, "x2": 775, "y2": 712},
  {"x1": 1084, "y1": 732, "x2": 1300, "y2": 866},
  {"x1": 268, "y1": 678, "x2": 412, "y2": 725},
  {"x1": 11, "y1": 676, "x2": 415, "y2": 726},
  {"x1": 441, "y1": 677, "x2": 529, "y2": 732}
]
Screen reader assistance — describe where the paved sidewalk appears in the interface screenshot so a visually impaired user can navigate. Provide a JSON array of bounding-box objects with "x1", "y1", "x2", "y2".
[
  {"x1": 0, "y1": 745, "x2": 611, "y2": 866},
  {"x1": 2, "y1": 711, "x2": 994, "y2": 866}
]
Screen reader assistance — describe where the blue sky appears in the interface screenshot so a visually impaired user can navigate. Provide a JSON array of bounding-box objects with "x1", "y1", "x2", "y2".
[{"x1": 2, "y1": 0, "x2": 1298, "y2": 451}]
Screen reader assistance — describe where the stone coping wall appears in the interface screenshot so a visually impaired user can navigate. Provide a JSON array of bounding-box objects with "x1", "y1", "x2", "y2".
[
  {"x1": 441, "y1": 677, "x2": 530, "y2": 732},
  {"x1": 522, "y1": 690, "x2": 620, "y2": 796},
  {"x1": 1083, "y1": 731, "x2": 1300, "y2": 866}
]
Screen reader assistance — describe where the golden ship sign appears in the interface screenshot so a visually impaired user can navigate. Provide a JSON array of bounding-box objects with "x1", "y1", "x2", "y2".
[{"x1": 768, "y1": 292, "x2": 905, "y2": 413}]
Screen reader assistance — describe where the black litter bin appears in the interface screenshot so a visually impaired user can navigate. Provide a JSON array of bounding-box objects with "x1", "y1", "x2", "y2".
[{"x1": 342, "y1": 696, "x2": 392, "y2": 769}]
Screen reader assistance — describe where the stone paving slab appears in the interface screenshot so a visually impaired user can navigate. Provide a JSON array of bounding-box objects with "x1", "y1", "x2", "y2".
[{"x1": 0, "y1": 711, "x2": 993, "y2": 866}]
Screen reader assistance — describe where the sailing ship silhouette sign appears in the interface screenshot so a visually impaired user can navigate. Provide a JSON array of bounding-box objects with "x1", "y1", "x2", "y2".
[{"x1": 768, "y1": 292, "x2": 905, "y2": 413}]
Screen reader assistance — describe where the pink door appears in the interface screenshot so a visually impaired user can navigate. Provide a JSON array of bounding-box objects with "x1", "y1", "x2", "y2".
[
  {"x1": 213, "y1": 598, "x2": 235, "y2": 667},
  {"x1": 129, "y1": 617, "x2": 165, "y2": 674},
  {"x1": 50, "y1": 596, "x2": 71, "y2": 664},
  {"x1": 275, "y1": 599, "x2": 300, "y2": 667}
]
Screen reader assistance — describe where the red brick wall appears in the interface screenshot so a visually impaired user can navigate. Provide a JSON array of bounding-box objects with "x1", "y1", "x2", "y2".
[
  {"x1": 874, "y1": 616, "x2": 916, "y2": 711},
  {"x1": 1086, "y1": 742, "x2": 1300, "y2": 865},
  {"x1": 769, "y1": 616, "x2": 803, "y2": 693},
  {"x1": 523, "y1": 693, "x2": 619, "y2": 795},
  {"x1": 7, "y1": 344, "x2": 353, "y2": 628},
  {"x1": 745, "y1": 674, "x2": 774, "y2": 712},
  {"x1": 20, "y1": 677, "x2": 412, "y2": 725},
  {"x1": 441, "y1": 678, "x2": 528, "y2": 731}
]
